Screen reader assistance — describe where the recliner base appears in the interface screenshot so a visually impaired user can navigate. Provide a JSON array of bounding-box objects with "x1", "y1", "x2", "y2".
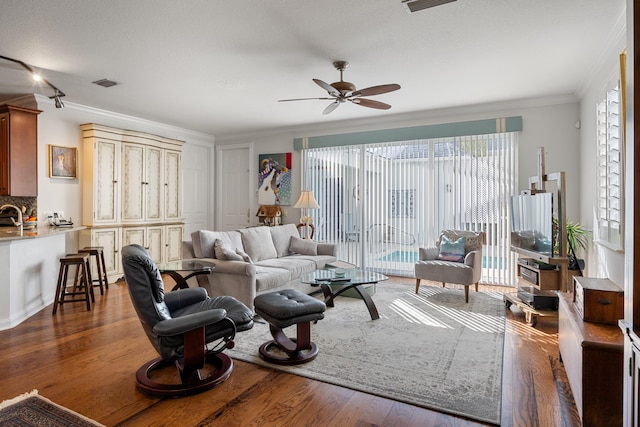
[{"x1": 135, "y1": 353, "x2": 233, "y2": 398}]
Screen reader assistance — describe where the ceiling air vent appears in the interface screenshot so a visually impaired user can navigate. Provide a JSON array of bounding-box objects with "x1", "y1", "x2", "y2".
[
  {"x1": 92, "y1": 78, "x2": 118, "y2": 88},
  {"x1": 401, "y1": 0, "x2": 457, "y2": 13}
]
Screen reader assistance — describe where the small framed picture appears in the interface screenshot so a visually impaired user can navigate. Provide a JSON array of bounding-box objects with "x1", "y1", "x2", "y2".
[{"x1": 49, "y1": 145, "x2": 77, "y2": 179}]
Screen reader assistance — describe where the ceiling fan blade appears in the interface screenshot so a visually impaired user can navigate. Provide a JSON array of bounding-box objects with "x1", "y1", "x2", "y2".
[
  {"x1": 313, "y1": 79, "x2": 341, "y2": 97},
  {"x1": 351, "y1": 98, "x2": 392, "y2": 110},
  {"x1": 352, "y1": 84, "x2": 401, "y2": 97},
  {"x1": 278, "y1": 97, "x2": 334, "y2": 102},
  {"x1": 323, "y1": 101, "x2": 340, "y2": 115}
]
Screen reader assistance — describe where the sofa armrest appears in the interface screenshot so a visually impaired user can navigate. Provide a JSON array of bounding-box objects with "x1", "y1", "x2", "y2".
[
  {"x1": 317, "y1": 243, "x2": 337, "y2": 257},
  {"x1": 205, "y1": 259, "x2": 255, "y2": 276},
  {"x1": 464, "y1": 250, "x2": 483, "y2": 282},
  {"x1": 464, "y1": 250, "x2": 480, "y2": 266},
  {"x1": 419, "y1": 246, "x2": 439, "y2": 261}
]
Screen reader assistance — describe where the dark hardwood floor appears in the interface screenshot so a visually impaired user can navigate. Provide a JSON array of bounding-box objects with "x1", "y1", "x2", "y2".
[{"x1": 0, "y1": 277, "x2": 579, "y2": 426}]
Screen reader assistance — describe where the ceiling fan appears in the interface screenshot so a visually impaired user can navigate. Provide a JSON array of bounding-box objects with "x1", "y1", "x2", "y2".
[{"x1": 278, "y1": 61, "x2": 401, "y2": 115}]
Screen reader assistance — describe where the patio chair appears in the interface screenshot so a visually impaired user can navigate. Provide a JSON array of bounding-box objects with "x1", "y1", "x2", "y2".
[{"x1": 414, "y1": 230, "x2": 486, "y2": 302}]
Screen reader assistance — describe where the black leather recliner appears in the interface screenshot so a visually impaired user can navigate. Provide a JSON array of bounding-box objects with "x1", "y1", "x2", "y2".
[{"x1": 121, "y1": 244, "x2": 253, "y2": 397}]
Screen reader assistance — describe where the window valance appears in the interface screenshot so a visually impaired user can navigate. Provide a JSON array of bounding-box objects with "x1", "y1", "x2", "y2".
[{"x1": 294, "y1": 116, "x2": 522, "y2": 150}]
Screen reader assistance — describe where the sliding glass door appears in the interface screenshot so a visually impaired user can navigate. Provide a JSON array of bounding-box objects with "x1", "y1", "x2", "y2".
[{"x1": 302, "y1": 132, "x2": 518, "y2": 285}]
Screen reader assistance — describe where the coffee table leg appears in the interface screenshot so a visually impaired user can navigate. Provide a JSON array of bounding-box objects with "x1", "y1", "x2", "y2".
[
  {"x1": 351, "y1": 285, "x2": 380, "y2": 320},
  {"x1": 321, "y1": 282, "x2": 380, "y2": 320},
  {"x1": 320, "y1": 284, "x2": 335, "y2": 307}
]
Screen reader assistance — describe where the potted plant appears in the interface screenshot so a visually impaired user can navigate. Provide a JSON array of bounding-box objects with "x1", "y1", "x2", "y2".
[{"x1": 553, "y1": 219, "x2": 592, "y2": 272}]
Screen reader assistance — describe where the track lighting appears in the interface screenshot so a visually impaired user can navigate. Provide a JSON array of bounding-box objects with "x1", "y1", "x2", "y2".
[
  {"x1": 0, "y1": 54, "x2": 66, "y2": 108},
  {"x1": 53, "y1": 93, "x2": 64, "y2": 108}
]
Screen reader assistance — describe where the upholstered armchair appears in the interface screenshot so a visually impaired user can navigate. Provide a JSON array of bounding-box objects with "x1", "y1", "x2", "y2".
[
  {"x1": 414, "y1": 230, "x2": 486, "y2": 303},
  {"x1": 121, "y1": 244, "x2": 254, "y2": 397}
]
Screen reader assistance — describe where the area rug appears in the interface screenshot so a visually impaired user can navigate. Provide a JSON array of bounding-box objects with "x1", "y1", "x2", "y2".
[
  {"x1": 228, "y1": 282, "x2": 505, "y2": 425},
  {"x1": 0, "y1": 390, "x2": 104, "y2": 427}
]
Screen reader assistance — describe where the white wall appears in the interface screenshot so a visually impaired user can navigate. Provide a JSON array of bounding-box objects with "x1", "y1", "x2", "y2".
[{"x1": 578, "y1": 27, "x2": 627, "y2": 285}]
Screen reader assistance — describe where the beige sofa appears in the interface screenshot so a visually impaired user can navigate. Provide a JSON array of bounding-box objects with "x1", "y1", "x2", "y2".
[{"x1": 184, "y1": 224, "x2": 338, "y2": 310}]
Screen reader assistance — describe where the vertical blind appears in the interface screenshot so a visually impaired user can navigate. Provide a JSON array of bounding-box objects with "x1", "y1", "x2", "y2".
[{"x1": 302, "y1": 132, "x2": 519, "y2": 286}]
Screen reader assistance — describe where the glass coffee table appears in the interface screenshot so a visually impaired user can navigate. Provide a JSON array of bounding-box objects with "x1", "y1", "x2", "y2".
[
  {"x1": 158, "y1": 259, "x2": 215, "y2": 291},
  {"x1": 300, "y1": 268, "x2": 388, "y2": 320}
]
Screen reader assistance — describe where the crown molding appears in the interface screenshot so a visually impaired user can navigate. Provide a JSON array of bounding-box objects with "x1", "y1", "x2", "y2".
[{"x1": 33, "y1": 94, "x2": 215, "y2": 146}]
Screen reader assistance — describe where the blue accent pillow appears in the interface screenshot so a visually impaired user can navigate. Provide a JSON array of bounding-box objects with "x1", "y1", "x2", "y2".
[{"x1": 438, "y1": 235, "x2": 466, "y2": 263}]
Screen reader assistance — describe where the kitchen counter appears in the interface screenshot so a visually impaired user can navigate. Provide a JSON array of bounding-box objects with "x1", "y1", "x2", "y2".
[
  {"x1": 0, "y1": 225, "x2": 86, "y2": 330},
  {"x1": 0, "y1": 225, "x2": 85, "y2": 241}
]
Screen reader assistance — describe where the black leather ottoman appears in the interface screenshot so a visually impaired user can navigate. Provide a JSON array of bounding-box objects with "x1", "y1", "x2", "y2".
[{"x1": 254, "y1": 289, "x2": 326, "y2": 365}]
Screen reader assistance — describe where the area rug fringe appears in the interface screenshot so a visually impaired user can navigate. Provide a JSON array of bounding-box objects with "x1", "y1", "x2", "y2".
[
  {"x1": 0, "y1": 389, "x2": 39, "y2": 409},
  {"x1": 0, "y1": 389, "x2": 106, "y2": 426}
]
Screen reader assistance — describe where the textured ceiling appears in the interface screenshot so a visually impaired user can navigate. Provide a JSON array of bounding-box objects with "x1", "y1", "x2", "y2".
[{"x1": 0, "y1": 0, "x2": 626, "y2": 137}]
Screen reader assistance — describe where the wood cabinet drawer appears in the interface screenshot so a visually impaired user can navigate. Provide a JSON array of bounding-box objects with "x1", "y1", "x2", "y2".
[{"x1": 573, "y1": 277, "x2": 623, "y2": 325}]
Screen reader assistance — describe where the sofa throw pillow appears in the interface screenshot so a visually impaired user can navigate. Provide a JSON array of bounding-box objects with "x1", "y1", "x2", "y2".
[
  {"x1": 437, "y1": 235, "x2": 466, "y2": 263},
  {"x1": 270, "y1": 224, "x2": 300, "y2": 257},
  {"x1": 191, "y1": 230, "x2": 243, "y2": 259},
  {"x1": 235, "y1": 248, "x2": 254, "y2": 264},
  {"x1": 214, "y1": 239, "x2": 244, "y2": 261},
  {"x1": 239, "y1": 227, "x2": 278, "y2": 262},
  {"x1": 289, "y1": 236, "x2": 318, "y2": 256}
]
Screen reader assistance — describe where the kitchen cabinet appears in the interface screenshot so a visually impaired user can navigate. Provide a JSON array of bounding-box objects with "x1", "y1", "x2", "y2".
[{"x1": 0, "y1": 105, "x2": 41, "y2": 196}]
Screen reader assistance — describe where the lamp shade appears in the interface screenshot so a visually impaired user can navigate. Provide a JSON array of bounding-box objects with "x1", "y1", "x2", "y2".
[{"x1": 294, "y1": 190, "x2": 320, "y2": 209}]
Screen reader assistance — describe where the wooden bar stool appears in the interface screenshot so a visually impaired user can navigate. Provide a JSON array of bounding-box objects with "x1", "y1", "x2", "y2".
[
  {"x1": 52, "y1": 253, "x2": 93, "y2": 314},
  {"x1": 79, "y1": 246, "x2": 109, "y2": 294}
]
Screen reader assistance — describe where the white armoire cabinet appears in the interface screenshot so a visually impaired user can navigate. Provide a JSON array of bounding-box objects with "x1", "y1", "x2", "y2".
[
  {"x1": 79, "y1": 227, "x2": 121, "y2": 279},
  {"x1": 164, "y1": 149, "x2": 181, "y2": 221},
  {"x1": 81, "y1": 133, "x2": 120, "y2": 225},
  {"x1": 80, "y1": 124, "x2": 184, "y2": 282}
]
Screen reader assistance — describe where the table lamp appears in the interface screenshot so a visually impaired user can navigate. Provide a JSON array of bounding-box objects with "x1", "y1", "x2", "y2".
[{"x1": 294, "y1": 190, "x2": 320, "y2": 239}]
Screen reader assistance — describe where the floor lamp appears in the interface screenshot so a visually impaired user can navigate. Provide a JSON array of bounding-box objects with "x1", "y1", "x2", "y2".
[{"x1": 294, "y1": 190, "x2": 320, "y2": 239}]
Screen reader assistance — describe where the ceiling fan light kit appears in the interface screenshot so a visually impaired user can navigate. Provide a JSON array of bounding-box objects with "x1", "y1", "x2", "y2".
[{"x1": 279, "y1": 60, "x2": 401, "y2": 115}]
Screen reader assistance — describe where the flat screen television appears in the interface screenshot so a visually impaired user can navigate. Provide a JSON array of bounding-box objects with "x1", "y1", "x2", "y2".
[{"x1": 510, "y1": 192, "x2": 554, "y2": 257}]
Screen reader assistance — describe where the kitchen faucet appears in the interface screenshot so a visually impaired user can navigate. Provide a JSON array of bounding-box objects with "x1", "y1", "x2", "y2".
[{"x1": 0, "y1": 204, "x2": 23, "y2": 228}]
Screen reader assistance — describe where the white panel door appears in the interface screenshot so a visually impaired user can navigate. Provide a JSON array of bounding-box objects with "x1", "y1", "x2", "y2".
[
  {"x1": 217, "y1": 144, "x2": 253, "y2": 231},
  {"x1": 182, "y1": 143, "x2": 211, "y2": 237}
]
